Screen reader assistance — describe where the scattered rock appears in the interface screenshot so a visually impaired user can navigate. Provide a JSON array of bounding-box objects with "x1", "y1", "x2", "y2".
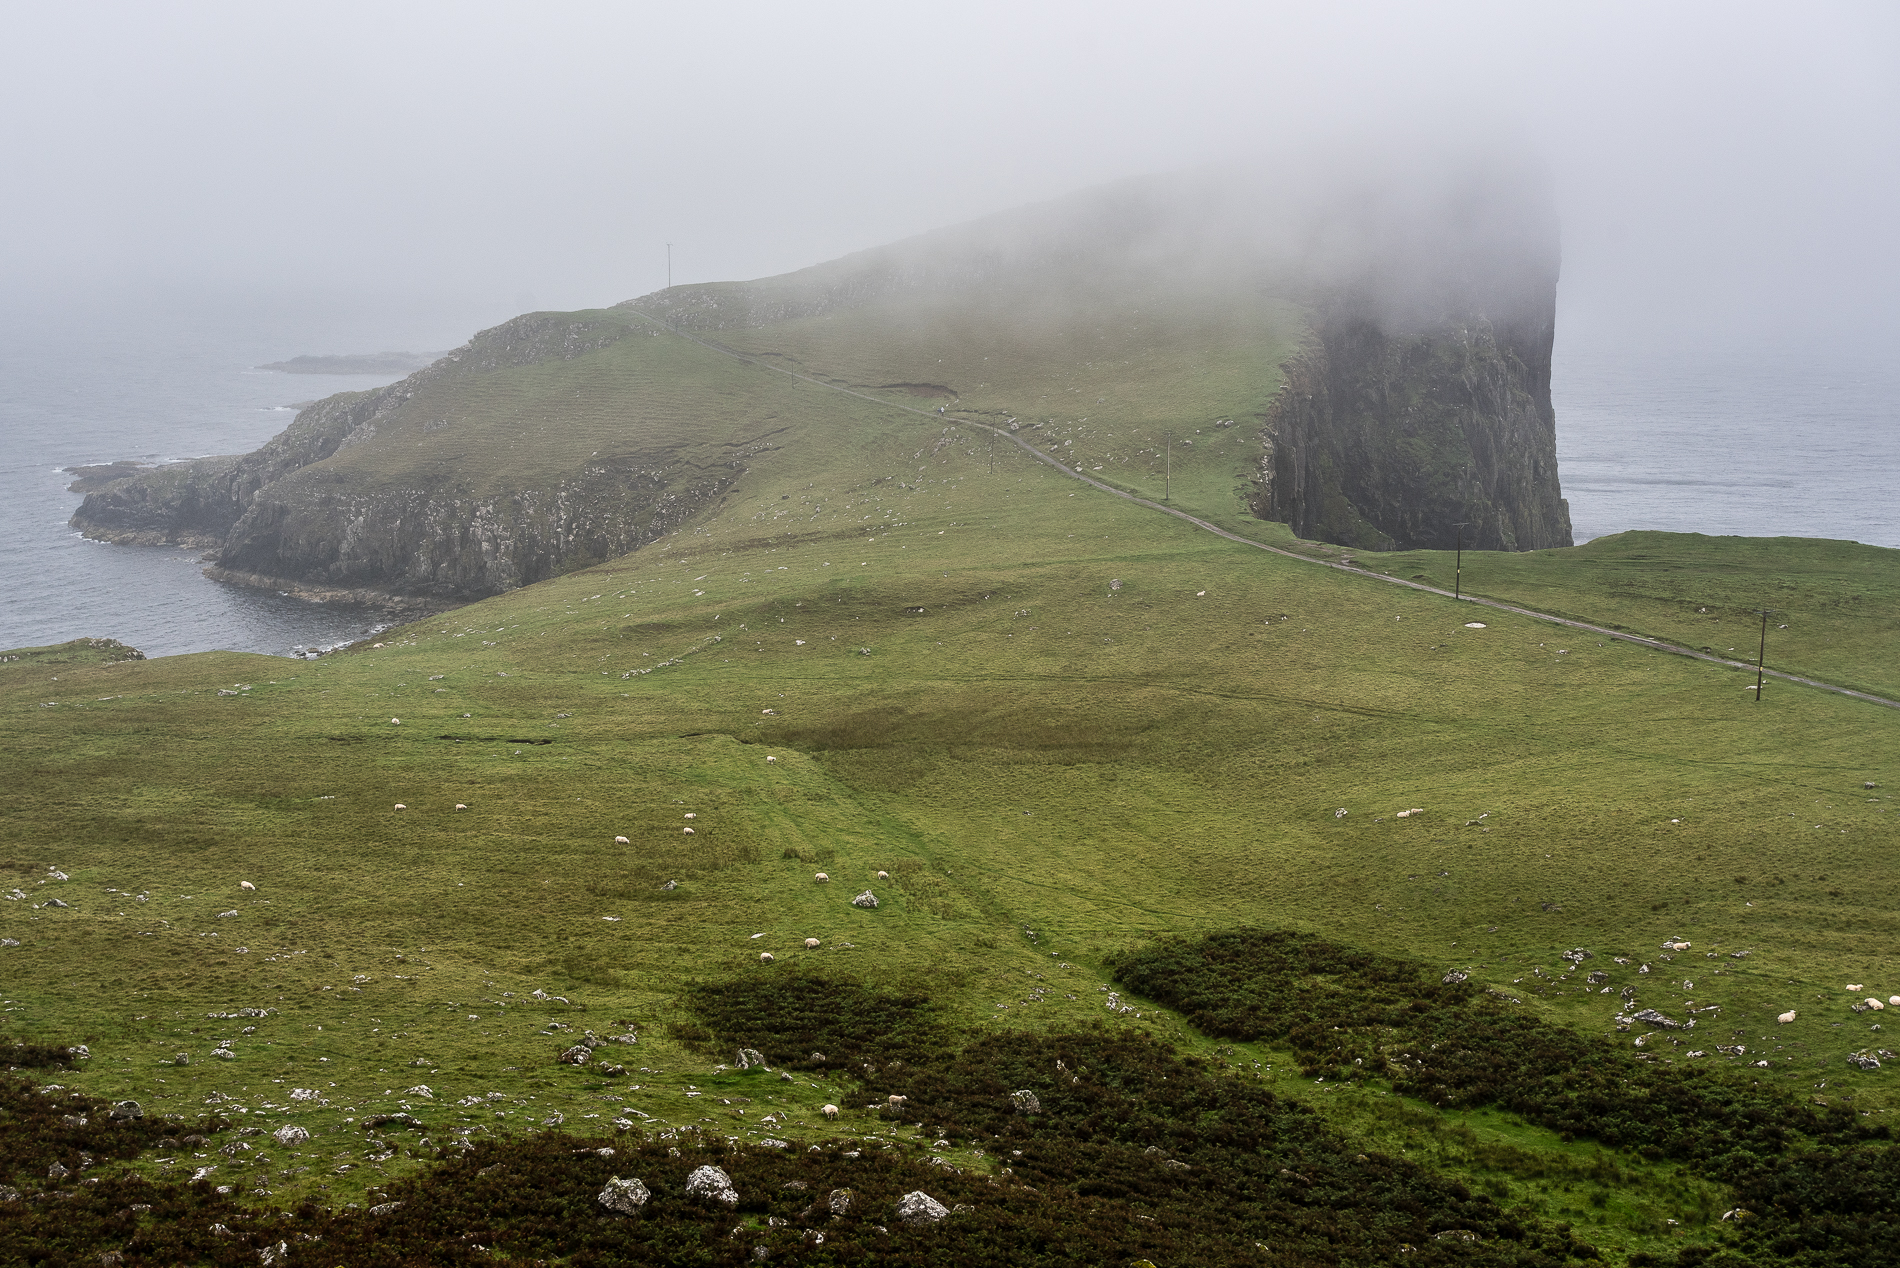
[
  {"x1": 1009, "y1": 1089, "x2": 1041, "y2": 1114},
  {"x1": 108, "y1": 1100, "x2": 144, "y2": 1121},
  {"x1": 660, "y1": 880, "x2": 678, "y2": 891},
  {"x1": 259, "y1": 1240, "x2": 290, "y2": 1265},
  {"x1": 1631, "y1": 1008, "x2": 1683, "y2": 1030},
  {"x1": 828, "y1": 1187, "x2": 853, "y2": 1215},
  {"x1": 1442, "y1": 970, "x2": 1468, "y2": 985},
  {"x1": 172, "y1": 1053, "x2": 190, "y2": 1067},
  {"x1": 47, "y1": 1162, "x2": 70, "y2": 1180},
  {"x1": 736, "y1": 1048, "x2": 769, "y2": 1069},
  {"x1": 895, "y1": 1191, "x2": 949, "y2": 1225},
  {"x1": 852, "y1": 891, "x2": 879, "y2": 909},
  {"x1": 598, "y1": 1176, "x2": 650, "y2": 1214},
  {"x1": 558, "y1": 1045, "x2": 592, "y2": 1066},
  {"x1": 1848, "y1": 1051, "x2": 1882, "y2": 1071},
  {"x1": 598, "y1": 1063, "x2": 627, "y2": 1077},
  {"x1": 43, "y1": 898, "x2": 71, "y2": 909},
  {"x1": 686, "y1": 1164, "x2": 739, "y2": 1206},
  {"x1": 368, "y1": 1201, "x2": 402, "y2": 1215},
  {"x1": 272, "y1": 1125, "x2": 309, "y2": 1147},
  {"x1": 361, "y1": 1113, "x2": 424, "y2": 1130}
]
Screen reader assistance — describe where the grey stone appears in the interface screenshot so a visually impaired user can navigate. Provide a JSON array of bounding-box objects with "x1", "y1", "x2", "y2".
[
  {"x1": 1848, "y1": 1051, "x2": 1882, "y2": 1071},
  {"x1": 736, "y1": 1047, "x2": 768, "y2": 1069},
  {"x1": 895, "y1": 1191, "x2": 949, "y2": 1224},
  {"x1": 271, "y1": 1124, "x2": 310, "y2": 1147},
  {"x1": 0, "y1": 1186, "x2": 19, "y2": 1202},
  {"x1": 598, "y1": 1176, "x2": 650, "y2": 1214},
  {"x1": 47, "y1": 1162, "x2": 69, "y2": 1180},
  {"x1": 851, "y1": 891, "x2": 879, "y2": 909},
  {"x1": 173, "y1": 1053, "x2": 189, "y2": 1066},
  {"x1": 558, "y1": 1045, "x2": 591, "y2": 1065},
  {"x1": 259, "y1": 1241, "x2": 290, "y2": 1265},
  {"x1": 369, "y1": 1201, "x2": 402, "y2": 1215},
  {"x1": 660, "y1": 880, "x2": 678, "y2": 891},
  {"x1": 686, "y1": 1164, "x2": 739, "y2": 1206},
  {"x1": 1631, "y1": 1008, "x2": 1682, "y2": 1029},
  {"x1": 1010, "y1": 1089, "x2": 1041, "y2": 1114},
  {"x1": 43, "y1": 898, "x2": 71, "y2": 909},
  {"x1": 828, "y1": 1187, "x2": 853, "y2": 1216},
  {"x1": 1442, "y1": 970, "x2": 1468, "y2": 985}
]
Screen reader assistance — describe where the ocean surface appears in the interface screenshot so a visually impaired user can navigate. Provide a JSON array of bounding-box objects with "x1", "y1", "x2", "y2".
[{"x1": 1, "y1": 297, "x2": 1895, "y2": 660}]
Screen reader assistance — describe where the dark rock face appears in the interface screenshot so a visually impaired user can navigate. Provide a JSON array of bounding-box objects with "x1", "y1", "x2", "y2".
[
  {"x1": 1254, "y1": 305, "x2": 1572, "y2": 551},
  {"x1": 1252, "y1": 159, "x2": 1573, "y2": 552}
]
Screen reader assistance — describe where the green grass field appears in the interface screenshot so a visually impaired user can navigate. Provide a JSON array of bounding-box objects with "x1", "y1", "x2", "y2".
[{"x1": 4, "y1": 297, "x2": 1898, "y2": 1263}]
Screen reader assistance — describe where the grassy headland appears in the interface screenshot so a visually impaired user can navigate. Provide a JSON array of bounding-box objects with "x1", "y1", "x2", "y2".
[{"x1": 4, "y1": 295, "x2": 1898, "y2": 1264}]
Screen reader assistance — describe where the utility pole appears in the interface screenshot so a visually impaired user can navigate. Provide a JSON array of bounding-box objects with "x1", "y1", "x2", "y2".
[
  {"x1": 666, "y1": 243, "x2": 673, "y2": 290},
  {"x1": 1164, "y1": 430, "x2": 1173, "y2": 502},
  {"x1": 987, "y1": 434, "x2": 994, "y2": 474},
  {"x1": 1453, "y1": 522, "x2": 1471, "y2": 600},
  {"x1": 1751, "y1": 608, "x2": 1775, "y2": 702}
]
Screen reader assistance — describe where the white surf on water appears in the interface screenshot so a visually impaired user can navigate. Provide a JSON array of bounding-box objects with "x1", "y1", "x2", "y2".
[{"x1": 1, "y1": 298, "x2": 1894, "y2": 659}]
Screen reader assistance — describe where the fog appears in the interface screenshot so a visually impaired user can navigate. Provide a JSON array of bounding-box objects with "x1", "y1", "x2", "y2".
[{"x1": 1, "y1": 1, "x2": 1894, "y2": 346}]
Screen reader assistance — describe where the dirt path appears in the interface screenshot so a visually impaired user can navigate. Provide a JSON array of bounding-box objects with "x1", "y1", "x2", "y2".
[{"x1": 634, "y1": 311, "x2": 1900, "y2": 714}]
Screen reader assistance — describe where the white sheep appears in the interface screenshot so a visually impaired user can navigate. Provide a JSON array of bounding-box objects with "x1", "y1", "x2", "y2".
[
  {"x1": 1867, "y1": 998, "x2": 1886, "y2": 1011},
  {"x1": 822, "y1": 1104, "x2": 839, "y2": 1119},
  {"x1": 876, "y1": 870, "x2": 889, "y2": 880},
  {"x1": 239, "y1": 881, "x2": 255, "y2": 892},
  {"x1": 814, "y1": 873, "x2": 830, "y2": 884},
  {"x1": 394, "y1": 804, "x2": 407, "y2": 811},
  {"x1": 887, "y1": 1094, "x2": 906, "y2": 1108},
  {"x1": 683, "y1": 827, "x2": 695, "y2": 835},
  {"x1": 766, "y1": 756, "x2": 777, "y2": 763},
  {"x1": 455, "y1": 803, "x2": 468, "y2": 811},
  {"x1": 804, "y1": 937, "x2": 820, "y2": 949},
  {"x1": 760, "y1": 952, "x2": 774, "y2": 964},
  {"x1": 614, "y1": 836, "x2": 630, "y2": 845},
  {"x1": 1778, "y1": 1010, "x2": 1797, "y2": 1024},
  {"x1": 390, "y1": 718, "x2": 401, "y2": 725},
  {"x1": 1890, "y1": 996, "x2": 1900, "y2": 1007},
  {"x1": 684, "y1": 813, "x2": 696, "y2": 820}
]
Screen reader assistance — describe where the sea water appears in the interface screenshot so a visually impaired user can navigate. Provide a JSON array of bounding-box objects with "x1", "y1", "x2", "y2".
[{"x1": 1, "y1": 296, "x2": 1894, "y2": 659}]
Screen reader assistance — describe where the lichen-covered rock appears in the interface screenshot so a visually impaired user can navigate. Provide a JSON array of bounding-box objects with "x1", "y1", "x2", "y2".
[
  {"x1": 1442, "y1": 970, "x2": 1468, "y2": 985},
  {"x1": 686, "y1": 1164, "x2": 739, "y2": 1206},
  {"x1": 736, "y1": 1047, "x2": 768, "y2": 1069},
  {"x1": 894, "y1": 1191, "x2": 949, "y2": 1225},
  {"x1": 108, "y1": 1100, "x2": 143, "y2": 1121},
  {"x1": 598, "y1": 1176, "x2": 650, "y2": 1214},
  {"x1": 558, "y1": 1045, "x2": 591, "y2": 1065},
  {"x1": 1010, "y1": 1089, "x2": 1041, "y2": 1114},
  {"x1": 852, "y1": 891, "x2": 879, "y2": 909},
  {"x1": 828, "y1": 1188, "x2": 853, "y2": 1216}
]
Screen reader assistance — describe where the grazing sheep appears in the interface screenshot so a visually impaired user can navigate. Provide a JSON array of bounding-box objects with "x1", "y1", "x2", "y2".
[
  {"x1": 876, "y1": 870, "x2": 889, "y2": 880},
  {"x1": 805, "y1": 938, "x2": 820, "y2": 949},
  {"x1": 614, "y1": 836, "x2": 630, "y2": 844},
  {"x1": 683, "y1": 827, "x2": 695, "y2": 835},
  {"x1": 887, "y1": 1094, "x2": 906, "y2": 1108},
  {"x1": 1890, "y1": 996, "x2": 1900, "y2": 1007},
  {"x1": 1868, "y1": 998, "x2": 1886, "y2": 1011},
  {"x1": 766, "y1": 756, "x2": 777, "y2": 763},
  {"x1": 822, "y1": 1104, "x2": 839, "y2": 1119},
  {"x1": 394, "y1": 804, "x2": 407, "y2": 811},
  {"x1": 239, "y1": 881, "x2": 255, "y2": 892},
  {"x1": 455, "y1": 803, "x2": 468, "y2": 811},
  {"x1": 684, "y1": 813, "x2": 697, "y2": 820},
  {"x1": 1778, "y1": 1010, "x2": 1797, "y2": 1024},
  {"x1": 814, "y1": 873, "x2": 830, "y2": 884},
  {"x1": 390, "y1": 718, "x2": 401, "y2": 725},
  {"x1": 760, "y1": 952, "x2": 775, "y2": 964}
]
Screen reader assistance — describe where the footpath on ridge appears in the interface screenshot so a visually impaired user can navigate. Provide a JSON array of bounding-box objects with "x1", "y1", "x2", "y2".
[{"x1": 634, "y1": 311, "x2": 1900, "y2": 715}]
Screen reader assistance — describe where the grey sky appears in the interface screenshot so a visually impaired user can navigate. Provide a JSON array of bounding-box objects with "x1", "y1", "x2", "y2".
[{"x1": 2, "y1": 1, "x2": 1894, "y2": 341}]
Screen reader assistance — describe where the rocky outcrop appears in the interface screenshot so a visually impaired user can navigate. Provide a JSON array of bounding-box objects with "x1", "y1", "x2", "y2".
[
  {"x1": 1253, "y1": 303, "x2": 1572, "y2": 552},
  {"x1": 1251, "y1": 161, "x2": 1573, "y2": 552},
  {"x1": 68, "y1": 312, "x2": 718, "y2": 605}
]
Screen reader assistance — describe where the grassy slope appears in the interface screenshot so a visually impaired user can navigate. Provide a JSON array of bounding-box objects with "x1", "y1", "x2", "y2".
[
  {"x1": 1371, "y1": 530, "x2": 1900, "y2": 701},
  {"x1": 4, "y1": 299, "x2": 1899, "y2": 1259}
]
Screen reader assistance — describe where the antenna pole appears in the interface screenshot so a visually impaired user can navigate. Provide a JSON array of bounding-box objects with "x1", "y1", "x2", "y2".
[
  {"x1": 1753, "y1": 608, "x2": 1774, "y2": 702},
  {"x1": 1165, "y1": 430, "x2": 1172, "y2": 502},
  {"x1": 666, "y1": 243, "x2": 673, "y2": 290}
]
